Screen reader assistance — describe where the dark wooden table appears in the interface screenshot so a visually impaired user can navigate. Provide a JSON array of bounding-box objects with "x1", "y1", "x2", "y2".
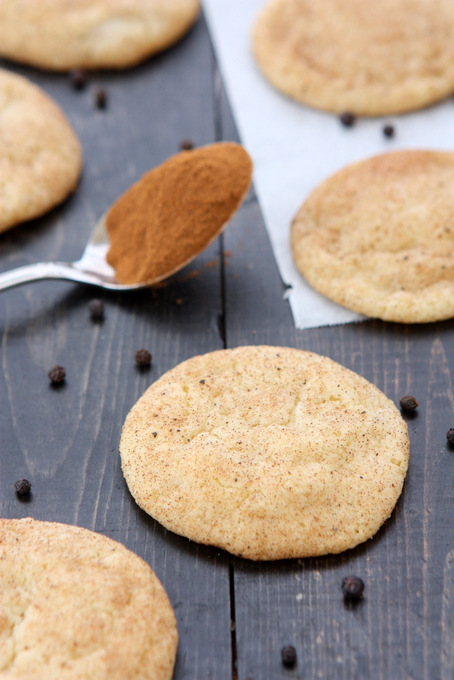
[{"x1": 2, "y1": 11, "x2": 454, "y2": 680}]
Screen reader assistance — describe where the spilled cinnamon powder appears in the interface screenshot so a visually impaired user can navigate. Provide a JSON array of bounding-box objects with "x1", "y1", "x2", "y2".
[{"x1": 106, "y1": 142, "x2": 252, "y2": 284}]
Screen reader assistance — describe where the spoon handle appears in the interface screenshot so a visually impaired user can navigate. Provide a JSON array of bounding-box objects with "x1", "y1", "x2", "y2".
[{"x1": 0, "y1": 261, "x2": 106, "y2": 291}]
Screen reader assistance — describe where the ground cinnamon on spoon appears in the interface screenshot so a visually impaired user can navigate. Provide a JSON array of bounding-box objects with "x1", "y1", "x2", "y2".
[{"x1": 106, "y1": 142, "x2": 252, "y2": 284}]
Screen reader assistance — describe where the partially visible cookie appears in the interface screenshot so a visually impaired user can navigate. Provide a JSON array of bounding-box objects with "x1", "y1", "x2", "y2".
[
  {"x1": 0, "y1": 518, "x2": 177, "y2": 680},
  {"x1": 120, "y1": 345, "x2": 409, "y2": 560},
  {"x1": 291, "y1": 150, "x2": 454, "y2": 323},
  {"x1": 0, "y1": 68, "x2": 81, "y2": 233},
  {"x1": 0, "y1": 0, "x2": 200, "y2": 71},
  {"x1": 253, "y1": 0, "x2": 454, "y2": 115}
]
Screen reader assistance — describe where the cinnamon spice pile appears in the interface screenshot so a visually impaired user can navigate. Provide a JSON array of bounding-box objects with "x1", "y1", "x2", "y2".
[{"x1": 106, "y1": 142, "x2": 252, "y2": 284}]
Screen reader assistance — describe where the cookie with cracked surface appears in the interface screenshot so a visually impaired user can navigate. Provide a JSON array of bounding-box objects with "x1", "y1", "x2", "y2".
[
  {"x1": 120, "y1": 345, "x2": 409, "y2": 560},
  {"x1": 291, "y1": 150, "x2": 454, "y2": 323},
  {"x1": 0, "y1": 0, "x2": 200, "y2": 71},
  {"x1": 0, "y1": 518, "x2": 177, "y2": 680},
  {"x1": 253, "y1": 0, "x2": 454, "y2": 115},
  {"x1": 0, "y1": 68, "x2": 81, "y2": 234}
]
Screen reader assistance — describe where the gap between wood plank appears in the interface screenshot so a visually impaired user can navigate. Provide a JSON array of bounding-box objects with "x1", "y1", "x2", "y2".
[{"x1": 230, "y1": 560, "x2": 238, "y2": 680}]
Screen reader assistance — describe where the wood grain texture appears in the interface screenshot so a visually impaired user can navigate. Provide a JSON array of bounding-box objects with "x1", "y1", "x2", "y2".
[
  {"x1": 0, "y1": 15, "x2": 232, "y2": 680},
  {"x1": 218, "y1": 61, "x2": 454, "y2": 679},
  {"x1": 1, "y1": 11, "x2": 454, "y2": 679}
]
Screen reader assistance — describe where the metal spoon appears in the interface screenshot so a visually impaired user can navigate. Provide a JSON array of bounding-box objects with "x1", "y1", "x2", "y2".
[
  {"x1": 0, "y1": 215, "x2": 144, "y2": 292},
  {"x1": 0, "y1": 143, "x2": 252, "y2": 293}
]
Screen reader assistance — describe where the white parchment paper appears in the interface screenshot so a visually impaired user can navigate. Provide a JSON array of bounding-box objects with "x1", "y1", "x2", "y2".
[{"x1": 202, "y1": 0, "x2": 454, "y2": 329}]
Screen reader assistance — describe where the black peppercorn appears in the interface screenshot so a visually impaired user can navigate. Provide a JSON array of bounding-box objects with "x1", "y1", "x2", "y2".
[
  {"x1": 95, "y1": 88, "x2": 108, "y2": 110},
  {"x1": 383, "y1": 124, "x2": 395, "y2": 138},
  {"x1": 88, "y1": 299, "x2": 105, "y2": 322},
  {"x1": 342, "y1": 575, "x2": 364, "y2": 601},
  {"x1": 48, "y1": 365, "x2": 66, "y2": 384},
  {"x1": 14, "y1": 479, "x2": 32, "y2": 496},
  {"x1": 339, "y1": 112, "x2": 356, "y2": 128},
  {"x1": 399, "y1": 395, "x2": 418, "y2": 413},
  {"x1": 70, "y1": 68, "x2": 88, "y2": 91},
  {"x1": 447, "y1": 428, "x2": 454, "y2": 447},
  {"x1": 135, "y1": 349, "x2": 152, "y2": 367},
  {"x1": 281, "y1": 645, "x2": 297, "y2": 668},
  {"x1": 180, "y1": 139, "x2": 194, "y2": 151}
]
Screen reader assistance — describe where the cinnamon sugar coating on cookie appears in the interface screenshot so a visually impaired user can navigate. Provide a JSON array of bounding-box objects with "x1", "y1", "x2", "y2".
[
  {"x1": 0, "y1": 0, "x2": 200, "y2": 71},
  {"x1": 0, "y1": 69, "x2": 81, "y2": 233},
  {"x1": 0, "y1": 518, "x2": 177, "y2": 679},
  {"x1": 253, "y1": 0, "x2": 454, "y2": 115},
  {"x1": 120, "y1": 346, "x2": 409, "y2": 560},
  {"x1": 292, "y1": 150, "x2": 454, "y2": 323}
]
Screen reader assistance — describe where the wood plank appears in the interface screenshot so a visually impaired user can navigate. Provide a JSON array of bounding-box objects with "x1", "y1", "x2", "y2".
[
  {"x1": 219, "y1": 71, "x2": 454, "y2": 678},
  {"x1": 0, "y1": 15, "x2": 233, "y2": 679}
]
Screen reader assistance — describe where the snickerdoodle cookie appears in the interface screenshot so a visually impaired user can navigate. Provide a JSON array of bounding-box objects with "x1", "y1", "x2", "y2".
[
  {"x1": 120, "y1": 345, "x2": 409, "y2": 560},
  {"x1": 253, "y1": 0, "x2": 454, "y2": 115},
  {"x1": 0, "y1": 518, "x2": 177, "y2": 680},
  {"x1": 291, "y1": 150, "x2": 454, "y2": 323},
  {"x1": 0, "y1": 68, "x2": 81, "y2": 233},
  {"x1": 0, "y1": 1, "x2": 200, "y2": 71}
]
